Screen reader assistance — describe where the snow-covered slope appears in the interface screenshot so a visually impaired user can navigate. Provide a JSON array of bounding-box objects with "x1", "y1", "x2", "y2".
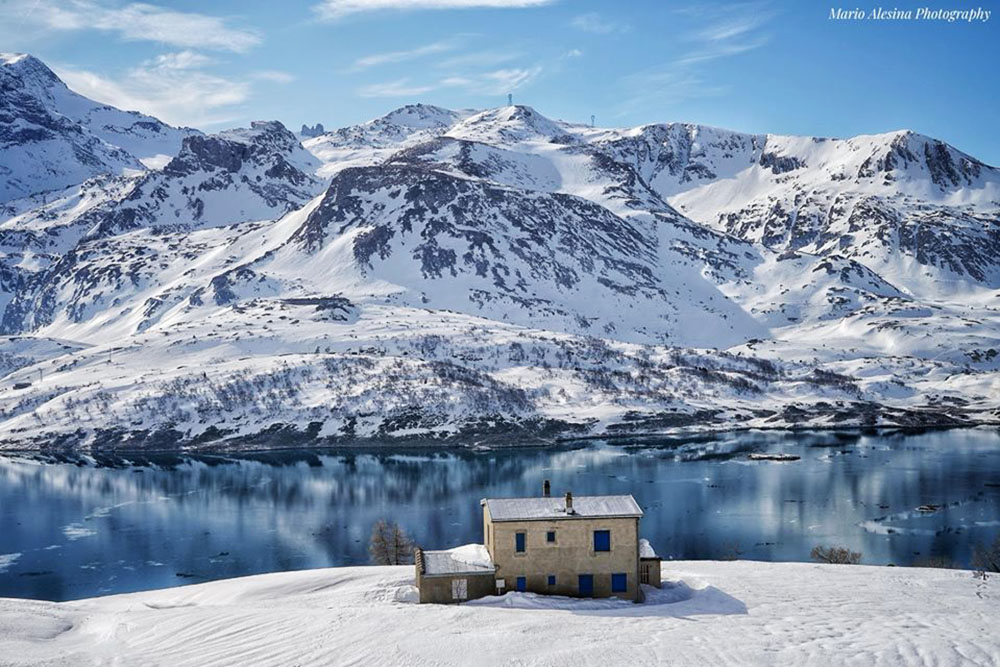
[
  {"x1": 0, "y1": 67, "x2": 998, "y2": 449},
  {"x1": 2, "y1": 562, "x2": 998, "y2": 666},
  {"x1": 0, "y1": 120, "x2": 324, "y2": 338},
  {"x1": 0, "y1": 54, "x2": 197, "y2": 204}
]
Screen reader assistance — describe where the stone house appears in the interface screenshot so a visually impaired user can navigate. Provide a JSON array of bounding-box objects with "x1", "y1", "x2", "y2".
[{"x1": 415, "y1": 482, "x2": 661, "y2": 603}]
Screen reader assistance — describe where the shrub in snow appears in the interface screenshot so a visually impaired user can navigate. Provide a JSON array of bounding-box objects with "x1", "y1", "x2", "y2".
[
  {"x1": 972, "y1": 534, "x2": 1000, "y2": 573},
  {"x1": 911, "y1": 555, "x2": 958, "y2": 570},
  {"x1": 810, "y1": 545, "x2": 862, "y2": 565}
]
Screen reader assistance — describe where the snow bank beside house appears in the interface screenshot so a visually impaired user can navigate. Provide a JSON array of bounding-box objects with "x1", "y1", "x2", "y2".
[{"x1": 2, "y1": 561, "x2": 998, "y2": 666}]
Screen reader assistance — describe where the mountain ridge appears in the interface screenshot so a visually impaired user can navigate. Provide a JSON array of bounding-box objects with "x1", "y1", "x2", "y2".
[{"x1": 0, "y1": 55, "x2": 997, "y2": 450}]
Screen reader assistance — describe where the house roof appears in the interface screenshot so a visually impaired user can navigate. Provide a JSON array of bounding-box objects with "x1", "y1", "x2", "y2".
[
  {"x1": 483, "y1": 494, "x2": 643, "y2": 522},
  {"x1": 422, "y1": 544, "x2": 496, "y2": 577}
]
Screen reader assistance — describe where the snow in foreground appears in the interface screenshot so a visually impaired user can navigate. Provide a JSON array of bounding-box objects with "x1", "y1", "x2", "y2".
[{"x1": 1, "y1": 561, "x2": 997, "y2": 666}]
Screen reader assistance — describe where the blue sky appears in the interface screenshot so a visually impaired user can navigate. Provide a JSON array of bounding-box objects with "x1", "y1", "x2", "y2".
[{"x1": 1, "y1": 0, "x2": 997, "y2": 163}]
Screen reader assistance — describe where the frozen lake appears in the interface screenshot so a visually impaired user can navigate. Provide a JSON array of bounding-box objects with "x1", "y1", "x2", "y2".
[{"x1": 1, "y1": 428, "x2": 999, "y2": 601}]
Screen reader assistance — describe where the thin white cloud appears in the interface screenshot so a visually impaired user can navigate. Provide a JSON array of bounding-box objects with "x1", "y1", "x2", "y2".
[
  {"x1": 696, "y1": 14, "x2": 769, "y2": 42},
  {"x1": 150, "y1": 50, "x2": 214, "y2": 70},
  {"x1": 253, "y1": 70, "x2": 296, "y2": 84},
  {"x1": 617, "y1": 2, "x2": 773, "y2": 115},
  {"x1": 358, "y1": 78, "x2": 438, "y2": 98},
  {"x1": 676, "y1": 35, "x2": 769, "y2": 66},
  {"x1": 353, "y1": 40, "x2": 457, "y2": 69},
  {"x1": 570, "y1": 12, "x2": 630, "y2": 34},
  {"x1": 359, "y1": 65, "x2": 541, "y2": 97},
  {"x1": 434, "y1": 50, "x2": 522, "y2": 69},
  {"x1": 561, "y1": 48, "x2": 583, "y2": 59},
  {"x1": 54, "y1": 54, "x2": 251, "y2": 127},
  {"x1": 0, "y1": 0, "x2": 260, "y2": 52},
  {"x1": 472, "y1": 66, "x2": 541, "y2": 94},
  {"x1": 315, "y1": 0, "x2": 556, "y2": 21}
]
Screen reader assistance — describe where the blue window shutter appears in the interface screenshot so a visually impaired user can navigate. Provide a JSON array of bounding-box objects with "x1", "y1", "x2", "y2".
[
  {"x1": 578, "y1": 574, "x2": 594, "y2": 596},
  {"x1": 593, "y1": 530, "x2": 610, "y2": 552},
  {"x1": 611, "y1": 573, "x2": 627, "y2": 592},
  {"x1": 516, "y1": 576, "x2": 526, "y2": 591},
  {"x1": 547, "y1": 575, "x2": 556, "y2": 586},
  {"x1": 515, "y1": 532, "x2": 525, "y2": 552}
]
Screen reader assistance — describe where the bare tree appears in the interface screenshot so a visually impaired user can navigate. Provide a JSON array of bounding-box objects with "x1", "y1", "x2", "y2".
[
  {"x1": 369, "y1": 519, "x2": 392, "y2": 565},
  {"x1": 390, "y1": 521, "x2": 414, "y2": 565},
  {"x1": 810, "y1": 545, "x2": 862, "y2": 565},
  {"x1": 369, "y1": 519, "x2": 414, "y2": 565}
]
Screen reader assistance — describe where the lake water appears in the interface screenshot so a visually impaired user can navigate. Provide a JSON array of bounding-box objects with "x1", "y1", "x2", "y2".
[{"x1": 1, "y1": 428, "x2": 999, "y2": 601}]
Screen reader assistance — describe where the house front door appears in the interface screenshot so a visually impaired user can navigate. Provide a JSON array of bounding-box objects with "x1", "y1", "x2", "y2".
[{"x1": 578, "y1": 574, "x2": 593, "y2": 596}]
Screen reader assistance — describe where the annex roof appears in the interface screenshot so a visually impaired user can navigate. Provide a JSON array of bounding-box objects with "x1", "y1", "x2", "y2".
[
  {"x1": 421, "y1": 544, "x2": 495, "y2": 577},
  {"x1": 483, "y1": 494, "x2": 643, "y2": 522}
]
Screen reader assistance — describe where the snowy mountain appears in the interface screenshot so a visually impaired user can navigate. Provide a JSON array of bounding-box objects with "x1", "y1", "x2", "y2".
[
  {"x1": 594, "y1": 124, "x2": 1000, "y2": 295},
  {"x1": 1, "y1": 119, "x2": 323, "y2": 338},
  {"x1": 0, "y1": 53, "x2": 196, "y2": 204},
  {"x1": 0, "y1": 58, "x2": 997, "y2": 450}
]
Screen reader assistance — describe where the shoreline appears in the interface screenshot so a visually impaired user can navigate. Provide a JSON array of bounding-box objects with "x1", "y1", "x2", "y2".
[{"x1": 1, "y1": 420, "x2": 997, "y2": 458}]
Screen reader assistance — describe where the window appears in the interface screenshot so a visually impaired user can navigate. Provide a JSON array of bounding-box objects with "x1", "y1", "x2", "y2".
[
  {"x1": 546, "y1": 530, "x2": 556, "y2": 543},
  {"x1": 452, "y1": 578, "x2": 468, "y2": 600},
  {"x1": 611, "y1": 573, "x2": 627, "y2": 593},
  {"x1": 515, "y1": 532, "x2": 526, "y2": 553},
  {"x1": 578, "y1": 574, "x2": 594, "y2": 596},
  {"x1": 516, "y1": 576, "x2": 526, "y2": 592},
  {"x1": 547, "y1": 575, "x2": 556, "y2": 586},
  {"x1": 593, "y1": 530, "x2": 611, "y2": 552}
]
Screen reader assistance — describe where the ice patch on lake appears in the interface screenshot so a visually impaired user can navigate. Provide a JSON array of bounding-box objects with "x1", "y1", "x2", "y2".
[
  {"x1": 0, "y1": 553, "x2": 21, "y2": 572},
  {"x1": 62, "y1": 523, "x2": 97, "y2": 540}
]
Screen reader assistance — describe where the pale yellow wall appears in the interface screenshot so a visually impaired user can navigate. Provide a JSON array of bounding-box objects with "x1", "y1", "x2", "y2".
[{"x1": 483, "y1": 505, "x2": 640, "y2": 601}]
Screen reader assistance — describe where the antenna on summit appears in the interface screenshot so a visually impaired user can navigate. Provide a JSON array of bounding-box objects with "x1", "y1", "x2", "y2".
[
  {"x1": 507, "y1": 93, "x2": 513, "y2": 106},
  {"x1": 591, "y1": 114, "x2": 595, "y2": 128}
]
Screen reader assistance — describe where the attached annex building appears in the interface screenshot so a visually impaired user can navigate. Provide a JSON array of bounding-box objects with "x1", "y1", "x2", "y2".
[{"x1": 415, "y1": 483, "x2": 661, "y2": 603}]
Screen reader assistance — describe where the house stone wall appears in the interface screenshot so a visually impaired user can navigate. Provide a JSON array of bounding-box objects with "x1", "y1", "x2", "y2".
[{"x1": 483, "y1": 505, "x2": 640, "y2": 601}]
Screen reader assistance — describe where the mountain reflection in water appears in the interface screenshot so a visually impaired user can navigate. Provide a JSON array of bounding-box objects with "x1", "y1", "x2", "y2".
[{"x1": 1, "y1": 428, "x2": 999, "y2": 601}]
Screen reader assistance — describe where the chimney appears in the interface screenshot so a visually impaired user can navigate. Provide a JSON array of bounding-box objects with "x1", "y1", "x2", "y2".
[
  {"x1": 565, "y1": 491, "x2": 574, "y2": 514},
  {"x1": 543, "y1": 480, "x2": 551, "y2": 498}
]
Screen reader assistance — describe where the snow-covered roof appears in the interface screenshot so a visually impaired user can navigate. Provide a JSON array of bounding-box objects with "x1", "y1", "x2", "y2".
[
  {"x1": 422, "y1": 544, "x2": 495, "y2": 577},
  {"x1": 639, "y1": 538, "x2": 658, "y2": 559},
  {"x1": 484, "y1": 495, "x2": 643, "y2": 522}
]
